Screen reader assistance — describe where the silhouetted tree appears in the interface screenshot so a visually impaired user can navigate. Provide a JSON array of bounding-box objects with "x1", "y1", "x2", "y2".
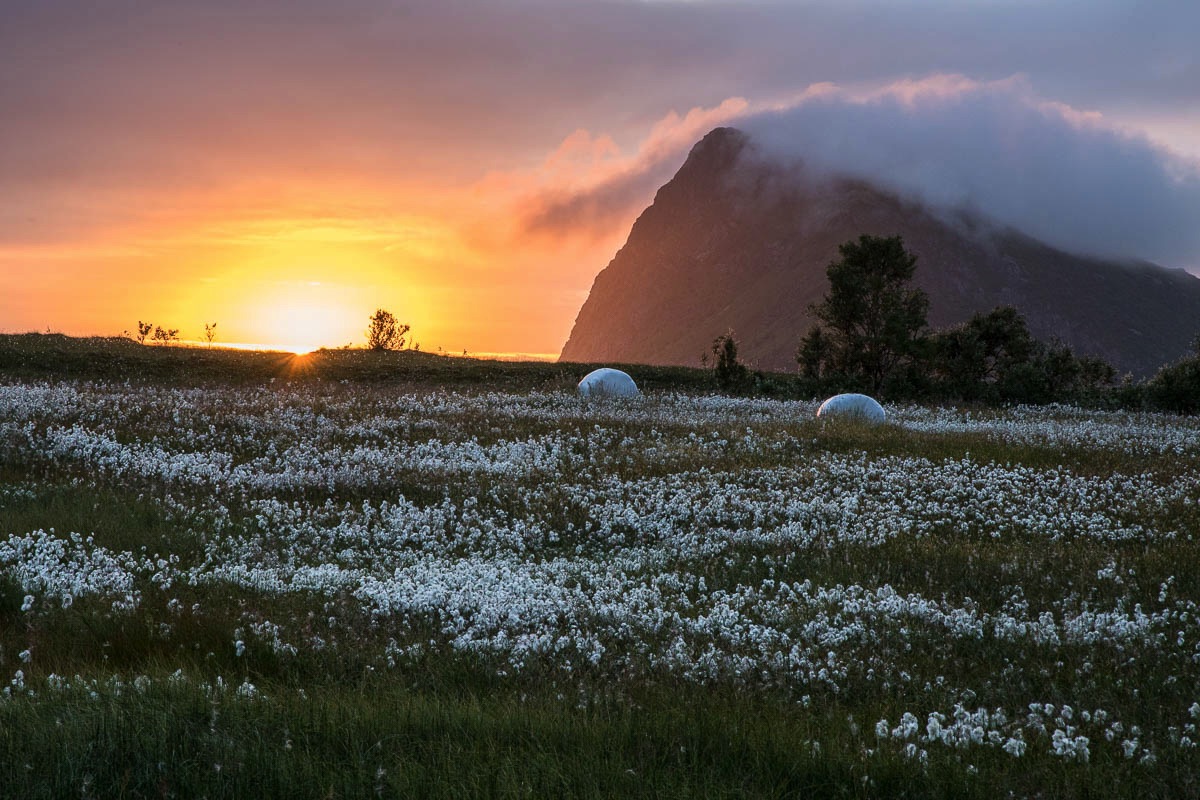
[
  {"x1": 366, "y1": 308, "x2": 410, "y2": 351},
  {"x1": 204, "y1": 322, "x2": 218, "y2": 345},
  {"x1": 1040, "y1": 339, "x2": 1083, "y2": 398},
  {"x1": 134, "y1": 321, "x2": 153, "y2": 345},
  {"x1": 1077, "y1": 355, "x2": 1117, "y2": 390},
  {"x1": 1147, "y1": 353, "x2": 1200, "y2": 414},
  {"x1": 711, "y1": 330, "x2": 752, "y2": 393},
  {"x1": 151, "y1": 326, "x2": 179, "y2": 344},
  {"x1": 796, "y1": 324, "x2": 832, "y2": 380},
  {"x1": 807, "y1": 235, "x2": 929, "y2": 393}
]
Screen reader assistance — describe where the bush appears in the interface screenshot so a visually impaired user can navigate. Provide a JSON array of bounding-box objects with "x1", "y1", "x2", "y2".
[
  {"x1": 366, "y1": 309, "x2": 411, "y2": 351},
  {"x1": 711, "y1": 331, "x2": 752, "y2": 394},
  {"x1": 1146, "y1": 356, "x2": 1200, "y2": 414}
]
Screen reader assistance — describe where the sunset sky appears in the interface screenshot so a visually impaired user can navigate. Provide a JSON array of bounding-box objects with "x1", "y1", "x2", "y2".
[{"x1": 3, "y1": 0, "x2": 1198, "y2": 355}]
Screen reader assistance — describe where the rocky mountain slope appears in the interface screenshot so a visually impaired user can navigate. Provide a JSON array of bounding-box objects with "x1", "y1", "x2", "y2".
[{"x1": 560, "y1": 127, "x2": 1200, "y2": 378}]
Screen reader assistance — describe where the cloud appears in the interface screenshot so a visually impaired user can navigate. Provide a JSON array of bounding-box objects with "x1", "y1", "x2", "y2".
[
  {"x1": 741, "y1": 75, "x2": 1200, "y2": 267},
  {"x1": 513, "y1": 74, "x2": 1200, "y2": 269},
  {"x1": 519, "y1": 98, "x2": 749, "y2": 238}
]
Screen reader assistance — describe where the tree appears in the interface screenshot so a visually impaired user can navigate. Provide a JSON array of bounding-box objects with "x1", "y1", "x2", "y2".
[
  {"x1": 1147, "y1": 354, "x2": 1200, "y2": 414},
  {"x1": 807, "y1": 235, "x2": 929, "y2": 394},
  {"x1": 1077, "y1": 354, "x2": 1116, "y2": 390},
  {"x1": 931, "y1": 307, "x2": 1116, "y2": 403},
  {"x1": 134, "y1": 321, "x2": 153, "y2": 345},
  {"x1": 796, "y1": 324, "x2": 832, "y2": 380},
  {"x1": 366, "y1": 308, "x2": 410, "y2": 351},
  {"x1": 151, "y1": 325, "x2": 179, "y2": 344},
  {"x1": 930, "y1": 306, "x2": 1038, "y2": 400},
  {"x1": 711, "y1": 330, "x2": 751, "y2": 393},
  {"x1": 204, "y1": 322, "x2": 218, "y2": 345}
]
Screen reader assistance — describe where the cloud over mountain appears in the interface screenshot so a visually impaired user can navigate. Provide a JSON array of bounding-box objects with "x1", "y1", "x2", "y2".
[
  {"x1": 742, "y1": 76, "x2": 1200, "y2": 268},
  {"x1": 536, "y1": 76, "x2": 1200, "y2": 270}
]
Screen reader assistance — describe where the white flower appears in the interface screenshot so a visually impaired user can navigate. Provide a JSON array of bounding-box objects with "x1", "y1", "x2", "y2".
[{"x1": 926, "y1": 715, "x2": 943, "y2": 741}]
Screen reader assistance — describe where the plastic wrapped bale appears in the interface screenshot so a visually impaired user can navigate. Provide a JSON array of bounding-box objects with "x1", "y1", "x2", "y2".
[
  {"x1": 816, "y1": 392, "x2": 886, "y2": 423},
  {"x1": 577, "y1": 368, "x2": 640, "y2": 398}
]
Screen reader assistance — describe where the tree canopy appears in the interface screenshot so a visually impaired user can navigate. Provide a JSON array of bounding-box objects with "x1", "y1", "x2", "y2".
[
  {"x1": 802, "y1": 234, "x2": 929, "y2": 393},
  {"x1": 366, "y1": 309, "x2": 410, "y2": 351}
]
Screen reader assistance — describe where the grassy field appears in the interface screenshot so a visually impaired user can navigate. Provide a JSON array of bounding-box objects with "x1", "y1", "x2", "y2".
[
  {"x1": 0, "y1": 333, "x2": 718, "y2": 393},
  {"x1": 2, "y1": 336, "x2": 1199, "y2": 797}
]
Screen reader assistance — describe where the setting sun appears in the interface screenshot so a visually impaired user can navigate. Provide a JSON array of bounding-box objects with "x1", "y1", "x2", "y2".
[{"x1": 259, "y1": 289, "x2": 355, "y2": 354}]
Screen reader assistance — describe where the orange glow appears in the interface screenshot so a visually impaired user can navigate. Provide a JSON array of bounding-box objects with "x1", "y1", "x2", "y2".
[
  {"x1": 258, "y1": 292, "x2": 354, "y2": 355},
  {"x1": 0, "y1": 99, "x2": 752, "y2": 357}
]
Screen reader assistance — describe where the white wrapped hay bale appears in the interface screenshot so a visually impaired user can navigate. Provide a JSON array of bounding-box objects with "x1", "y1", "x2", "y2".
[
  {"x1": 577, "y1": 368, "x2": 640, "y2": 398},
  {"x1": 816, "y1": 393, "x2": 886, "y2": 423}
]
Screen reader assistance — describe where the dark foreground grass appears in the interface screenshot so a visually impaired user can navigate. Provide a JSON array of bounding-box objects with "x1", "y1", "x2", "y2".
[
  {"x1": 1, "y1": 670, "x2": 1169, "y2": 800},
  {"x1": 2, "y1": 676, "x2": 813, "y2": 799}
]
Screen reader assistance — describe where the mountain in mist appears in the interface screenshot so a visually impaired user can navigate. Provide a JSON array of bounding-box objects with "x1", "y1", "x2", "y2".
[{"x1": 560, "y1": 127, "x2": 1200, "y2": 378}]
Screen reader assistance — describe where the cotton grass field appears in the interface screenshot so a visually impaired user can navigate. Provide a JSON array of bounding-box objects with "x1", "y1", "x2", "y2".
[{"x1": 2, "y1": 352, "x2": 1200, "y2": 797}]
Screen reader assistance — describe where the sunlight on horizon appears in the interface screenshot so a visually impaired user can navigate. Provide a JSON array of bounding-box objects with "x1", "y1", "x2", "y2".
[
  {"x1": 260, "y1": 299, "x2": 351, "y2": 355},
  {"x1": 187, "y1": 340, "x2": 319, "y2": 356},
  {"x1": 210, "y1": 269, "x2": 392, "y2": 354}
]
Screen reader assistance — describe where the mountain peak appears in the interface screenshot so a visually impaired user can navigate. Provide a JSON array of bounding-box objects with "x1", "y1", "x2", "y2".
[{"x1": 560, "y1": 127, "x2": 1200, "y2": 377}]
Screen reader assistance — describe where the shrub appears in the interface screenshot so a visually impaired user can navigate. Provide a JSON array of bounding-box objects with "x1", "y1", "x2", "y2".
[{"x1": 366, "y1": 309, "x2": 410, "y2": 351}]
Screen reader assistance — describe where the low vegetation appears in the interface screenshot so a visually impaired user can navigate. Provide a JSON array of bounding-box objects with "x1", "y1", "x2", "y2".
[
  {"x1": 0, "y1": 333, "x2": 714, "y2": 393},
  {"x1": 365, "y1": 308, "x2": 411, "y2": 352},
  {"x1": 724, "y1": 234, "x2": 1200, "y2": 412},
  {"x1": 1, "y1": 341, "x2": 1199, "y2": 797}
]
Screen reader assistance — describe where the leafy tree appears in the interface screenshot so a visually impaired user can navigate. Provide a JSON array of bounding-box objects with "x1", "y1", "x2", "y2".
[
  {"x1": 1039, "y1": 339, "x2": 1083, "y2": 398},
  {"x1": 134, "y1": 321, "x2": 153, "y2": 345},
  {"x1": 931, "y1": 306, "x2": 1120, "y2": 403},
  {"x1": 1147, "y1": 354, "x2": 1200, "y2": 414},
  {"x1": 931, "y1": 306, "x2": 1038, "y2": 401},
  {"x1": 366, "y1": 309, "x2": 410, "y2": 351},
  {"x1": 711, "y1": 330, "x2": 751, "y2": 393},
  {"x1": 807, "y1": 235, "x2": 929, "y2": 394},
  {"x1": 1077, "y1": 355, "x2": 1117, "y2": 391}
]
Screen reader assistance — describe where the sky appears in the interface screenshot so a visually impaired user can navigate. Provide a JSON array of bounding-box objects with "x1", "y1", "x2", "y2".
[{"x1": 2, "y1": 0, "x2": 1198, "y2": 354}]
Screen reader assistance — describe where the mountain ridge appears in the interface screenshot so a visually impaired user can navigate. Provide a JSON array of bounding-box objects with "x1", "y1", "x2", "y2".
[{"x1": 560, "y1": 127, "x2": 1200, "y2": 378}]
